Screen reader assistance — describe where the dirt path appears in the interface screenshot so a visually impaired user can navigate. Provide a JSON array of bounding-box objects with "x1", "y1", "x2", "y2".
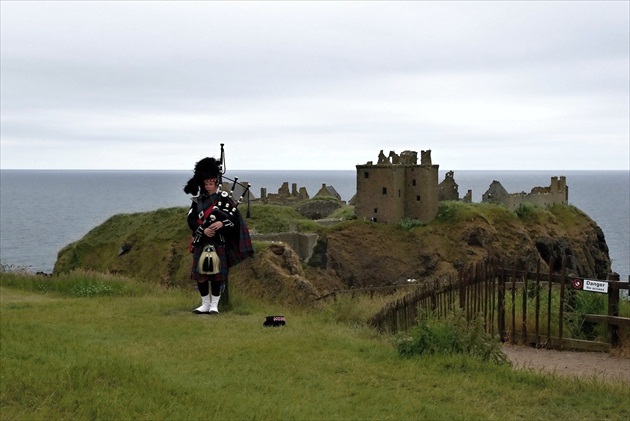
[{"x1": 503, "y1": 344, "x2": 630, "y2": 384}]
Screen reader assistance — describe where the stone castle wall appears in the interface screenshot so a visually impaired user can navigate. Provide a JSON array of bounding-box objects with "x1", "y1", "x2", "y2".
[
  {"x1": 261, "y1": 182, "x2": 309, "y2": 204},
  {"x1": 438, "y1": 170, "x2": 459, "y2": 201},
  {"x1": 355, "y1": 149, "x2": 439, "y2": 223},
  {"x1": 251, "y1": 232, "x2": 319, "y2": 262},
  {"x1": 482, "y1": 176, "x2": 568, "y2": 211},
  {"x1": 506, "y1": 176, "x2": 568, "y2": 210}
]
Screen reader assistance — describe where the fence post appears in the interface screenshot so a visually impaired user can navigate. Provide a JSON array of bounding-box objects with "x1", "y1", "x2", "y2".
[
  {"x1": 510, "y1": 262, "x2": 517, "y2": 344},
  {"x1": 558, "y1": 260, "x2": 567, "y2": 349},
  {"x1": 546, "y1": 258, "x2": 554, "y2": 346},
  {"x1": 607, "y1": 272, "x2": 620, "y2": 347},
  {"x1": 522, "y1": 261, "x2": 528, "y2": 344},
  {"x1": 498, "y1": 266, "x2": 506, "y2": 342},
  {"x1": 459, "y1": 268, "x2": 466, "y2": 312},
  {"x1": 536, "y1": 259, "x2": 541, "y2": 346}
]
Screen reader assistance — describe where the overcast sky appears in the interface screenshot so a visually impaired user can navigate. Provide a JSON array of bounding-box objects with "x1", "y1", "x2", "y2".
[{"x1": 1, "y1": 1, "x2": 628, "y2": 171}]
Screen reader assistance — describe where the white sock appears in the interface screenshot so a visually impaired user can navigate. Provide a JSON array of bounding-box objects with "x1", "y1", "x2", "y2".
[
  {"x1": 209, "y1": 295, "x2": 220, "y2": 314},
  {"x1": 194, "y1": 295, "x2": 211, "y2": 313}
]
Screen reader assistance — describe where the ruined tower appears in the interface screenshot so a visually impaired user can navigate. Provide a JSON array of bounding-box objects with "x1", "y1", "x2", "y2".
[{"x1": 355, "y1": 149, "x2": 439, "y2": 223}]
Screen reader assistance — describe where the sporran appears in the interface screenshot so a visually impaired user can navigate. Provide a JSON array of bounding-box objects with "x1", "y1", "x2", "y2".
[{"x1": 198, "y1": 245, "x2": 220, "y2": 275}]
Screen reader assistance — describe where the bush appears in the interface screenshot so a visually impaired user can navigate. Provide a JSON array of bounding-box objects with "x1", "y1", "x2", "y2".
[
  {"x1": 515, "y1": 202, "x2": 539, "y2": 220},
  {"x1": 396, "y1": 310, "x2": 510, "y2": 365},
  {"x1": 435, "y1": 201, "x2": 462, "y2": 222},
  {"x1": 398, "y1": 218, "x2": 425, "y2": 230}
]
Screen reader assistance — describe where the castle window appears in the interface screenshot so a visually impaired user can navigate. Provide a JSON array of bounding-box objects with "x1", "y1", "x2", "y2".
[
  {"x1": 412, "y1": 179, "x2": 416, "y2": 186},
  {"x1": 416, "y1": 195, "x2": 421, "y2": 201},
  {"x1": 398, "y1": 189, "x2": 401, "y2": 197},
  {"x1": 382, "y1": 187, "x2": 387, "y2": 195},
  {"x1": 374, "y1": 208, "x2": 378, "y2": 213},
  {"x1": 364, "y1": 171, "x2": 370, "y2": 179}
]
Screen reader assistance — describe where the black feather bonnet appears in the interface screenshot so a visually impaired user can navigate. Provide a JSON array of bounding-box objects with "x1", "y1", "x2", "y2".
[{"x1": 183, "y1": 157, "x2": 221, "y2": 195}]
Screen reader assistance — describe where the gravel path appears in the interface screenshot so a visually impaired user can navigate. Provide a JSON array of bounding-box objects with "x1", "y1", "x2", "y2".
[{"x1": 503, "y1": 344, "x2": 630, "y2": 384}]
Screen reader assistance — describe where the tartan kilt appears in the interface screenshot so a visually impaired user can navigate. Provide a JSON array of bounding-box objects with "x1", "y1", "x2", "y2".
[{"x1": 191, "y1": 243, "x2": 228, "y2": 282}]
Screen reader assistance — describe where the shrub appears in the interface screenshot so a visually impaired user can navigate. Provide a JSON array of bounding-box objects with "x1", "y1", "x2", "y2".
[
  {"x1": 396, "y1": 310, "x2": 510, "y2": 365},
  {"x1": 435, "y1": 201, "x2": 462, "y2": 222},
  {"x1": 398, "y1": 218, "x2": 425, "y2": 230},
  {"x1": 515, "y1": 202, "x2": 539, "y2": 220}
]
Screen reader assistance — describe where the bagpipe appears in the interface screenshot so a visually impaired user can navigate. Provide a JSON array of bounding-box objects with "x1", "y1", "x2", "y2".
[{"x1": 191, "y1": 144, "x2": 251, "y2": 247}]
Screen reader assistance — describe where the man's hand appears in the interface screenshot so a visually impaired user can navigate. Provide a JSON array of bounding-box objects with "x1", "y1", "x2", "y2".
[{"x1": 204, "y1": 221, "x2": 224, "y2": 237}]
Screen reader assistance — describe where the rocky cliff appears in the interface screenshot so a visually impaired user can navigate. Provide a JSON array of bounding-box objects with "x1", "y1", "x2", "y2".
[
  {"x1": 54, "y1": 203, "x2": 611, "y2": 305},
  {"x1": 307, "y1": 204, "x2": 611, "y2": 290}
]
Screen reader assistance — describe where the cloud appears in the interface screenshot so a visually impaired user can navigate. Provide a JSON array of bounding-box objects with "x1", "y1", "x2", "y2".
[{"x1": 1, "y1": 1, "x2": 628, "y2": 170}]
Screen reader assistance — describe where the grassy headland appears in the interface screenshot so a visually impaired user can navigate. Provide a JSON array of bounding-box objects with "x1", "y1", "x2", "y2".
[{"x1": 52, "y1": 201, "x2": 612, "y2": 295}]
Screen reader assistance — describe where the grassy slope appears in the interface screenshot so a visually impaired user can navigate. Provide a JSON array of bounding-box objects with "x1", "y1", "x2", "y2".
[
  {"x1": 54, "y1": 207, "x2": 193, "y2": 286},
  {"x1": 1, "y1": 278, "x2": 628, "y2": 421}
]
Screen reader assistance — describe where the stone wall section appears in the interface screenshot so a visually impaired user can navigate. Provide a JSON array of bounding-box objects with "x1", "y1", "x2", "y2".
[
  {"x1": 314, "y1": 183, "x2": 342, "y2": 201},
  {"x1": 507, "y1": 176, "x2": 568, "y2": 210},
  {"x1": 261, "y1": 182, "x2": 309, "y2": 204},
  {"x1": 482, "y1": 176, "x2": 568, "y2": 211},
  {"x1": 482, "y1": 180, "x2": 510, "y2": 205},
  {"x1": 251, "y1": 232, "x2": 319, "y2": 262},
  {"x1": 438, "y1": 170, "x2": 460, "y2": 201}
]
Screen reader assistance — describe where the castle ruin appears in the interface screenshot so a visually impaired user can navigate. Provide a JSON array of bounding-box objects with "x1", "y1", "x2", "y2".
[
  {"x1": 482, "y1": 176, "x2": 568, "y2": 211},
  {"x1": 438, "y1": 170, "x2": 459, "y2": 201},
  {"x1": 314, "y1": 183, "x2": 342, "y2": 201},
  {"x1": 355, "y1": 149, "x2": 568, "y2": 224},
  {"x1": 260, "y1": 182, "x2": 309, "y2": 204},
  {"x1": 355, "y1": 149, "x2": 439, "y2": 223}
]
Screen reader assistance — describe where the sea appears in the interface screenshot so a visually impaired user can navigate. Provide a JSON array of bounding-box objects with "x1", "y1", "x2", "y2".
[{"x1": 1, "y1": 170, "x2": 628, "y2": 281}]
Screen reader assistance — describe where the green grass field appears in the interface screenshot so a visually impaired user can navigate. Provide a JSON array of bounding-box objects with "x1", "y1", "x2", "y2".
[{"x1": 1, "y1": 272, "x2": 628, "y2": 420}]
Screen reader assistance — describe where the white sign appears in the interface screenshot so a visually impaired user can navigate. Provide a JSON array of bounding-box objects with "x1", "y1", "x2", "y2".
[{"x1": 583, "y1": 279, "x2": 608, "y2": 294}]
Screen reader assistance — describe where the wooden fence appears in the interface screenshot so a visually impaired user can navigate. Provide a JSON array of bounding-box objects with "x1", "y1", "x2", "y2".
[{"x1": 367, "y1": 259, "x2": 630, "y2": 351}]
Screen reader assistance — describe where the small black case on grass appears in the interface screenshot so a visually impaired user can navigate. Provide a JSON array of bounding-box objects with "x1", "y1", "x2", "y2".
[{"x1": 263, "y1": 316, "x2": 286, "y2": 327}]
